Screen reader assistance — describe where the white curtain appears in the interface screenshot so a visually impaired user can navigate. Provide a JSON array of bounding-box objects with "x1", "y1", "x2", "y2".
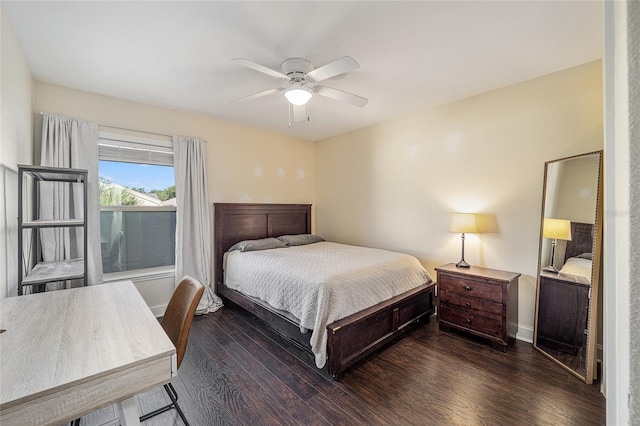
[
  {"x1": 40, "y1": 113, "x2": 103, "y2": 289},
  {"x1": 173, "y1": 135, "x2": 222, "y2": 314}
]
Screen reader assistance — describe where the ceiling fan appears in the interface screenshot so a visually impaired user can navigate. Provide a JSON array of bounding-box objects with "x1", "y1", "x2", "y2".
[{"x1": 231, "y1": 56, "x2": 368, "y2": 124}]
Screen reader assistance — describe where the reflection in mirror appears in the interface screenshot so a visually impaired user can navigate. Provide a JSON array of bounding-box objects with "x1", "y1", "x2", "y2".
[
  {"x1": 533, "y1": 151, "x2": 603, "y2": 384},
  {"x1": 541, "y1": 218, "x2": 572, "y2": 273}
]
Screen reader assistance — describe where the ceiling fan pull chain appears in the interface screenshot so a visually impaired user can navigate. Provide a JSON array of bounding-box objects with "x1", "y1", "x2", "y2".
[{"x1": 288, "y1": 102, "x2": 292, "y2": 128}]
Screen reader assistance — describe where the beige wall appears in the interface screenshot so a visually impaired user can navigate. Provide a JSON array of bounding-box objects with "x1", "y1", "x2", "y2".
[
  {"x1": 34, "y1": 82, "x2": 315, "y2": 311},
  {"x1": 35, "y1": 82, "x2": 315, "y2": 205},
  {"x1": 315, "y1": 60, "x2": 603, "y2": 340},
  {"x1": 554, "y1": 154, "x2": 600, "y2": 224},
  {"x1": 0, "y1": 6, "x2": 34, "y2": 300}
]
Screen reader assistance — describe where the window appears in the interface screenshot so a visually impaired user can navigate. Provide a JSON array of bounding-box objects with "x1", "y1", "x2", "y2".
[{"x1": 98, "y1": 133, "x2": 176, "y2": 275}]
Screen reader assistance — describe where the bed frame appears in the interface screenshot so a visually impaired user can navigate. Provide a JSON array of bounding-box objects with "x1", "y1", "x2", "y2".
[{"x1": 213, "y1": 203, "x2": 435, "y2": 379}]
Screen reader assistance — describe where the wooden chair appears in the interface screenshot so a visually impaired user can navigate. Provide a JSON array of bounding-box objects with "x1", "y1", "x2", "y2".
[{"x1": 139, "y1": 276, "x2": 205, "y2": 425}]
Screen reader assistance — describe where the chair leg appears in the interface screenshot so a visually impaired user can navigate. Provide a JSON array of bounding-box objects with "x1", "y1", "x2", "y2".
[
  {"x1": 164, "y1": 383, "x2": 190, "y2": 426},
  {"x1": 139, "y1": 383, "x2": 189, "y2": 425},
  {"x1": 139, "y1": 398, "x2": 173, "y2": 422}
]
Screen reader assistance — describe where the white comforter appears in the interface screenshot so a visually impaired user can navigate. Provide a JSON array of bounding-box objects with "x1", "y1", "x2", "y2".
[
  {"x1": 560, "y1": 257, "x2": 592, "y2": 282},
  {"x1": 224, "y1": 241, "x2": 432, "y2": 368}
]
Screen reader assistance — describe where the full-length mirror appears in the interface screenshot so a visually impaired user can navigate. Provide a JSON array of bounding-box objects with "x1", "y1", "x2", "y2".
[{"x1": 533, "y1": 151, "x2": 603, "y2": 384}]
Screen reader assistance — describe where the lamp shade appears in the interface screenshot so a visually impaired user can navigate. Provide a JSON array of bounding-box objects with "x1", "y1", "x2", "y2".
[
  {"x1": 284, "y1": 87, "x2": 312, "y2": 106},
  {"x1": 543, "y1": 218, "x2": 572, "y2": 241},
  {"x1": 450, "y1": 213, "x2": 478, "y2": 234}
]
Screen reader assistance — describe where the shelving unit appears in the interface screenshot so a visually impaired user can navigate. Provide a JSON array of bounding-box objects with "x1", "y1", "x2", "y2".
[{"x1": 18, "y1": 165, "x2": 88, "y2": 295}]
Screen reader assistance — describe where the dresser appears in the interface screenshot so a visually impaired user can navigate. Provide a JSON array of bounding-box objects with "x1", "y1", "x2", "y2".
[
  {"x1": 436, "y1": 263, "x2": 520, "y2": 351},
  {"x1": 536, "y1": 271, "x2": 590, "y2": 355}
]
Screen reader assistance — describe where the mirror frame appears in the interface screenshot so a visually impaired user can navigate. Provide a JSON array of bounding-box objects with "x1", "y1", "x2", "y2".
[{"x1": 533, "y1": 150, "x2": 603, "y2": 384}]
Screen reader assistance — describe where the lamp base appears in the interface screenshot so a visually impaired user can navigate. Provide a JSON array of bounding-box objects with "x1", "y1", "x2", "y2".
[
  {"x1": 456, "y1": 260, "x2": 471, "y2": 268},
  {"x1": 542, "y1": 265, "x2": 559, "y2": 273}
]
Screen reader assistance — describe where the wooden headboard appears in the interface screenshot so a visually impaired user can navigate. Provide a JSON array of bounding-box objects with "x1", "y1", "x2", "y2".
[
  {"x1": 564, "y1": 222, "x2": 594, "y2": 262},
  {"x1": 213, "y1": 203, "x2": 312, "y2": 293}
]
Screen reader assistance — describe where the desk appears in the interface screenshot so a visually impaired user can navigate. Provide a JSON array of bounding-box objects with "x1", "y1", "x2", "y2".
[{"x1": 0, "y1": 281, "x2": 176, "y2": 426}]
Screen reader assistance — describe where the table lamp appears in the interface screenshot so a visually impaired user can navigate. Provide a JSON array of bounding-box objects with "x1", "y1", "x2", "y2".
[
  {"x1": 450, "y1": 213, "x2": 478, "y2": 268},
  {"x1": 542, "y1": 218, "x2": 572, "y2": 273}
]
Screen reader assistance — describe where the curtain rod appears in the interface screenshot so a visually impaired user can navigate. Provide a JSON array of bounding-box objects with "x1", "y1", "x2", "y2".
[{"x1": 39, "y1": 111, "x2": 175, "y2": 139}]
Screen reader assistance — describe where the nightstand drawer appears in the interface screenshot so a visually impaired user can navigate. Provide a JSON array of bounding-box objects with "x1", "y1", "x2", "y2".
[
  {"x1": 438, "y1": 274, "x2": 503, "y2": 303},
  {"x1": 439, "y1": 304, "x2": 503, "y2": 338},
  {"x1": 439, "y1": 290, "x2": 503, "y2": 316}
]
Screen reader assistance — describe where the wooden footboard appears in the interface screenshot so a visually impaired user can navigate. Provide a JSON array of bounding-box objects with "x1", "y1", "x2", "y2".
[
  {"x1": 326, "y1": 282, "x2": 435, "y2": 379},
  {"x1": 220, "y1": 280, "x2": 435, "y2": 380}
]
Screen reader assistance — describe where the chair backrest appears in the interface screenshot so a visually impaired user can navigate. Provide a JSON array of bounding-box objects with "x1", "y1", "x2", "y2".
[{"x1": 162, "y1": 276, "x2": 205, "y2": 369}]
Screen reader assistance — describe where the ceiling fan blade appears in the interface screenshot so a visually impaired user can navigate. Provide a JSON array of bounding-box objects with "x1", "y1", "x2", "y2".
[
  {"x1": 314, "y1": 85, "x2": 368, "y2": 107},
  {"x1": 232, "y1": 58, "x2": 288, "y2": 80},
  {"x1": 307, "y1": 56, "x2": 360, "y2": 82},
  {"x1": 231, "y1": 88, "x2": 283, "y2": 104}
]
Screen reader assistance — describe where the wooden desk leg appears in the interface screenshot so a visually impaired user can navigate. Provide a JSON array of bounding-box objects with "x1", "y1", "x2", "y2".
[{"x1": 117, "y1": 397, "x2": 141, "y2": 426}]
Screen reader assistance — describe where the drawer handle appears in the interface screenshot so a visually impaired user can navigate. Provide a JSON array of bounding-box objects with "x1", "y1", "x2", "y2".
[
  {"x1": 465, "y1": 302, "x2": 471, "y2": 307},
  {"x1": 466, "y1": 318, "x2": 472, "y2": 323},
  {"x1": 464, "y1": 286, "x2": 472, "y2": 291}
]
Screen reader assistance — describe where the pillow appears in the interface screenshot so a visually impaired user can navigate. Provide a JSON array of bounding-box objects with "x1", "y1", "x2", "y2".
[
  {"x1": 277, "y1": 234, "x2": 325, "y2": 247},
  {"x1": 576, "y1": 252, "x2": 593, "y2": 260},
  {"x1": 559, "y1": 257, "x2": 592, "y2": 281},
  {"x1": 229, "y1": 237, "x2": 286, "y2": 252}
]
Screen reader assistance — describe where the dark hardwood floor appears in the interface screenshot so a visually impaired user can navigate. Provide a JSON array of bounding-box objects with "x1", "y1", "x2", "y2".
[{"x1": 82, "y1": 303, "x2": 605, "y2": 426}]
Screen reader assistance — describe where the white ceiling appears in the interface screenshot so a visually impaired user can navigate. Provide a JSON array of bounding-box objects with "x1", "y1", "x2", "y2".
[{"x1": 3, "y1": 1, "x2": 603, "y2": 142}]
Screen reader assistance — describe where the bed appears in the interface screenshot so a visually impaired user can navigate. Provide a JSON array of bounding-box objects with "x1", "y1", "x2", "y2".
[
  {"x1": 558, "y1": 222, "x2": 594, "y2": 283},
  {"x1": 214, "y1": 203, "x2": 436, "y2": 379}
]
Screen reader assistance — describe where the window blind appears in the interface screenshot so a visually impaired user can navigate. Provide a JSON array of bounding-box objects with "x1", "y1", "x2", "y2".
[{"x1": 98, "y1": 132, "x2": 173, "y2": 166}]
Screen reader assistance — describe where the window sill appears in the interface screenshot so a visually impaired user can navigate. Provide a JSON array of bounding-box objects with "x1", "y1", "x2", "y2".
[{"x1": 103, "y1": 266, "x2": 175, "y2": 283}]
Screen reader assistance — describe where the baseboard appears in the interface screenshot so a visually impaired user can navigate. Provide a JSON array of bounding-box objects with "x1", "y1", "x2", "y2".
[
  {"x1": 515, "y1": 325, "x2": 604, "y2": 360},
  {"x1": 516, "y1": 324, "x2": 534, "y2": 343}
]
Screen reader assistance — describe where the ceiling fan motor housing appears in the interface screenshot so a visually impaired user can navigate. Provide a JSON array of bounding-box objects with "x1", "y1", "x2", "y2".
[{"x1": 280, "y1": 58, "x2": 315, "y2": 82}]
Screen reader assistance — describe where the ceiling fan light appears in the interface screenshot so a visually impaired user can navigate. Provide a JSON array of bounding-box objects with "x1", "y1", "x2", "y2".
[{"x1": 285, "y1": 87, "x2": 312, "y2": 106}]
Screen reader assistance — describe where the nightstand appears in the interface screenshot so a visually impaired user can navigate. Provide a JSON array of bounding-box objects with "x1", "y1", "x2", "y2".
[{"x1": 436, "y1": 263, "x2": 520, "y2": 351}]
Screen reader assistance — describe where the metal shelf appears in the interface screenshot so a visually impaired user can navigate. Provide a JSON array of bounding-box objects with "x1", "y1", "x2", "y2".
[
  {"x1": 18, "y1": 165, "x2": 88, "y2": 295},
  {"x1": 21, "y1": 259, "x2": 85, "y2": 286},
  {"x1": 19, "y1": 164, "x2": 87, "y2": 183},
  {"x1": 22, "y1": 219, "x2": 85, "y2": 228}
]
